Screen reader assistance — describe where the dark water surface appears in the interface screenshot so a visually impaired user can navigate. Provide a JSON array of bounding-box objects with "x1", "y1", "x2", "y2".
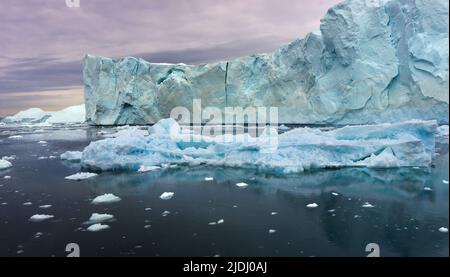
[{"x1": 0, "y1": 126, "x2": 448, "y2": 257}]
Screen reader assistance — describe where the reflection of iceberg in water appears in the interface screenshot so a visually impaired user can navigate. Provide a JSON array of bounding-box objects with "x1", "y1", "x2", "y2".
[{"x1": 85, "y1": 166, "x2": 432, "y2": 200}]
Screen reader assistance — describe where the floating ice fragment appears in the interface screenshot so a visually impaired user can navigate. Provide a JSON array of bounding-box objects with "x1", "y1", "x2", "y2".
[
  {"x1": 306, "y1": 203, "x2": 319, "y2": 209},
  {"x1": 271, "y1": 212, "x2": 278, "y2": 215},
  {"x1": 362, "y1": 202, "x2": 375, "y2": 208},
  {"x1": 217, "y1": 219, "x2": 225, "y2": 224},
  {"x1": 138, "y1": 165, "x2": 161, "y2": 173},
  {"x1": 204, "y1": 177, "x2": 214, "y2": 181},
  {"x1": 88, "y1": 213, "x2": 114, "y2": 223},
  {"x1": 331, "y1": 192, "x2": 339, "y2": 196},
  {"x1": 34, "y1": 232, "x2": 43, "y2": 238},
  {"x1": 236, "y1": 182, "x2": 249, "y2": 188},
  {"x1": 87, "y1": 223, "x2": 110, "y2": 232},
  {"x1": 443, "y1": 180, "x2": 449, "y2": 184},
  {"x1": 438, "y1": 227, "x2": 448, "y2": 233},
  {"x1": 8, "y1": 135, "x2": 23, "y2": 139},
  {"x1": 0, "y1": 159, "x2": 12, "y2": 170},
  {"x1": 423, "y1": 187, "x2": 433, "y2": 192},
  {"x1": 65, "y1": 172, "x2": 98, "y2": 181},
  {"x1": 269, "y1": 229, "x2": 277, "y2": 234},
  {"x1": 39, "y1": 205, "x2": 52, "y2": 209},
  {"x1": 208, "y1": 222, "x2": 217, "y2": 226},
  {"x1": 38, "y1": 141, "x2": 47, "y2": 144},
  {"x1": 29, "y1": 214, "x2": 54, "y2": 222},
  {"x1": 23, "y1": 202, "x2": 32, "y2": 206},
  {"x1": 4, "y1": 176, "x2": 11, "y2": 179},
  {"x1": 161, "y1": 211, "x2": 171, "y2": 217},
  {"x1": 160, "y1": 192, "x2": 174, "y2": 200},
  {"x1": 91, "y1": 193, "x2": 121, "y2": 204},
  {"x1": 2, "y1": 156, "x2": 15, "y2": 161}
]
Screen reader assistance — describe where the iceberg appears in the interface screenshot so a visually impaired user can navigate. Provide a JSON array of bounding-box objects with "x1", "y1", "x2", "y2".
[
  {"x1": 83, "y1": 0, "x2": 448, "y2": 126},
  {"x1": 79, "y1": 118, "x2": 438, "y2": 173},
  {"x1": 1, "y1": 104, "x2": 85, "y2": 126}
]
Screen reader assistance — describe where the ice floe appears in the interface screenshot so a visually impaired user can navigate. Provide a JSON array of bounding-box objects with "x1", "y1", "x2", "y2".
[
  {"x1": 39, "y1": 205, "x2": 52, "y2": 209},
  {"x1": 269, "y1": 229, "x2": 277, "y2": 234},
  {"x1": 236, "y1": 182, "x2": 249, "y2": 188},
  {"x1": 0, "y1": 159, "x2": 12, "y2": 170},
  {"x1": 362, "y1": 202, "x2": 375, "y2": 208},
  {"x1": 87, "y1": 213, "x2": 114, "y2": 224},
  {"x1": 443, "y1": 180, "x2": 449, "y2": 184},
  {"x1": 29, "y1": 214, "x2": 54, "y2": 222},
  {"x1": 1, "y1": 105, "x2": 85, "y2": 126},
  {"x1": 87, "y1": 223, "x2": 110, "y2": 232},
  {"x1": 65, "y1": 172, "x2": 98, "y2": 180},
  {"x1": 438, "y1": 227, "x2": 448, "y2": 233},
  {"x1": 306, "y1": 203, "x2": 319, "y2": 209},
  {"x1": 91, "y1": 193, "x2": 121, "y2": 204},
  {"x1": 204, "y1": 177, "x2": 214, "y2": 181},
  {"x1": 79, "y1": 119, "x2": 438, "y2": 173},
  {"x1": 160, "y1": 192, "x2": 174, "y2": 200}
]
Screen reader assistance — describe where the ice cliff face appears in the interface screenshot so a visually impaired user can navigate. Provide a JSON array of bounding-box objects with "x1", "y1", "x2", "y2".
[{"x1": 83, "y1": 0, "x2": 449, "y2": 125}]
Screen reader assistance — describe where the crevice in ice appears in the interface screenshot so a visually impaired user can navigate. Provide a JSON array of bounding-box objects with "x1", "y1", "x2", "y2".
[{"x1": 225, "y1": 62, "x2": 229, "y2": 106}]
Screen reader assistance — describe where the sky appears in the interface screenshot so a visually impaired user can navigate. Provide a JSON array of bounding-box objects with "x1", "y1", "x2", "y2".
[{"x1": 0, "y1": 0, "x2": 341, "y2": 116}]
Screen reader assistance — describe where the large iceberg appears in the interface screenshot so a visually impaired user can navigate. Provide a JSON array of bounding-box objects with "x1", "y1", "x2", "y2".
[
  {"x1": 1, "y1": 104, "x2": 86, "y2": 126},
  {"x1": 79, "y1": 119, "x2": 437, "y2": 173},
  {"x1": 83, "y1": 0, "x2": 449, "y2": 126}
]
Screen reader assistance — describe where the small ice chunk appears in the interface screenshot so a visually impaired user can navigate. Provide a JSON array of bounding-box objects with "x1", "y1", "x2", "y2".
[
  {"x1": 4, "y1": 176, "x2": 11, "y2": 179},
  {"x1": 204, "y1": 177, "x2": 214, "y2": 181},
  {"x1": 145, "y1": 208, "x2": 152, "y2": 211},
  {"x1": 236, "y1": 182, "x2": 249, "y2": 188},
  {"x1": 362, "y1": 202, "x2": 375, "y2": 208},
  {"x1": 0, "y1": 159, "x2": 12, "y2": 170},
  {"x1": 91, "y1": 193, "x2": 121, "y2": 204},
  {"x1": 161, "y1": 211, "x2": 171, "y2": 217},
  {"x1": 87, "y1": 223, "x2": 110, "y2": 232},
  {"x1": 34, "y1": 232, "x2": 44, "y2": 238},
  {"x1": 23, "y1": 202, "x2": 33, "y2": 206},
  {"x1": 271, "y1": 212, "x2": 278, "y2": 215},
  {"x1": 39, "y1": 205, "x2": 52, "y2": 209},
  {"x1": 423, "y1": 187, "x2": 433, "y2": 191},
  {"x1": 29, "y1": 214, "x2": 54, "y2": 222},
  {"x1": 138, "y1": 165, "x2": 161, "y2": 173},
  {"x1": 306, "y1": 203, "x2": 319, "y2": 208},
  {"x1": 65, "y1": 172, "x2": 98, "y2": 181},
  {"x1": 144, "y1": 225, "x2": 151, "y2": 229},
  {"x1": 269, "y1": 229, "x2": 277, "y2": 234},
  {"x1": 2, "y1": 155, "x2": 16, "y2": 161},
  {"x1": 217, "y1": 219, "x2": 225, "y2": 224},
  {"x1": 160, "y1": 192, "x2": 175, "y2": 200},
  {"x1": 443, "y1": 180, "x2": 449, "y2": 184},
  {"x1": 438, "y1": 227, "x2": 448, "y2": 233},
  {"x1": 60, "y1": 151, "x2": 83, "y2": 162},
  {"x1": 88, "y1": 213, "x2": 114, "y2": 223},
  {"x1": 38, "y1": 141, "x2": 47, "y2": 144},
  {"x1": 208, "y1": 222, "x2": 217, "y2": 226},
  {"x1": 328, "y1": 209, "x2": 336, "y2": 213},
  {"x1": 331, "y1": 192, "x2": 339, "y2": 196},
  {"x1": 8, "y1": 135, "x2": 23, "y2": 139},
  {"x1": 38, "y1": 156, "x2": 48, "y2": 160}
]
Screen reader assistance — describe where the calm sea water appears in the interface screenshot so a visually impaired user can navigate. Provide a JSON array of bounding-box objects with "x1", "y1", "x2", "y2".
[{"x1": 0, "y1": 126, "x2": 448, "y2": 257}]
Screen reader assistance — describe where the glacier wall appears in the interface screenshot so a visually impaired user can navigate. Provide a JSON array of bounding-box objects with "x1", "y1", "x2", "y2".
[{"x1": 83, "y1": 0, "x2": 449, "y2": 125}]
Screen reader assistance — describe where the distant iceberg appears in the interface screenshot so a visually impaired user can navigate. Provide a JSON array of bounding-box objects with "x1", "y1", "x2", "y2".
[
  {"x1": 1, "y1": 104, "x2": 85, "y2": 126},
  {"x1": 80, "y1": 118, "x2": 438, "y2": 173}
]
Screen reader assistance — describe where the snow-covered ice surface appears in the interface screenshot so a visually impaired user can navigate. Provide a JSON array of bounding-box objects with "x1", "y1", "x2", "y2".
[{"x1": 80, "y1": 119, "x2": 438, "y2": 173}]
